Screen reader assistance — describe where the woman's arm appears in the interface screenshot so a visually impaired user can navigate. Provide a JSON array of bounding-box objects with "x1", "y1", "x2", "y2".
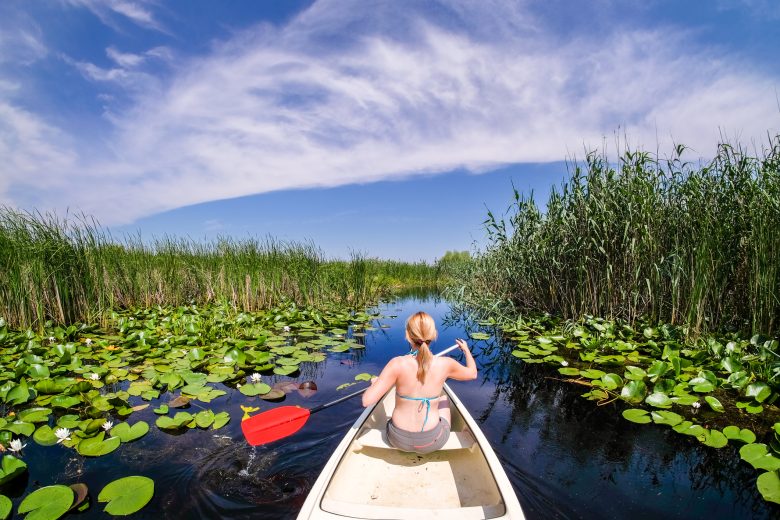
[
  {"x1": 446, "y1": 338, "x2": 477, "y2": 381},
  {"x1": 362, "y1": 357, "x2": 400, "y2": 406}
]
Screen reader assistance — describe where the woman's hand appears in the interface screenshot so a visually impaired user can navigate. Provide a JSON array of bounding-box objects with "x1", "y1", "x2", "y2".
[{"x1": 455, "y1": 338, "x2": 470, "y2": 352}]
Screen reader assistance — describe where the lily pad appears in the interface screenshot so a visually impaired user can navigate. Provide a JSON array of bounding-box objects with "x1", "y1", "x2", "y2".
[
  {"x1": 723, "y1": 426, "x2": 756, "y2": 444},
  {"x1": 77, "y1": 432, "x2": 121, "y2": 457},
  {"x1": 740, "y1": 443, "x2": 780, "y2": 471},
  {"x1": 153, "y1": 405, "x2": 168, "y2": 415},
  {"x1": 622, "y1": 408, "x2": 651, "y2": 424},
  {"x1": 757, "y1": 471, "x2": 780, "y2": 504},
  {"x1": 0, "y1": 495, "x2": 10, "y2": 520},
  {"x1": 354, "y1": 373, "x2": 373, "y2": 382},
  {"x1": 239, "y1": 382, "x2": 272, "y2": 396},
  {"x1": 68, "y1": 483, "x2": 89, "y2": 512},
  {"x1": 18, "y1": 485, "x2": 74, "y2": 520},
  {"x1": 620, "y1": 380, "x2": 647, "y2": 404},
  {"x1": 558, "y1": 367, "x2": 580, "y2": 376},
  {"x1": 273, "y1": 366, "x2": 298, "y2": 376},
  {"x1": 469, "y1": 332, "x2": 491, "y2": 340},
  {"x1": 651, "y1": 410, "x2": 683, "y2": 427},
  {"x1": 111, "y1": 421, "x2": 149, "y2": 443},
  {"x1": 746, "y1": 382, "x2": 772, "y2": 403},
  {"x1": 195, "y1": 410, "x2": 215, "y2": 428},
  {"x1": 33, "y1": 425, "x2": 59, "y2": 446},
  {"x1": 645, "y1": 392, "x2": 672, "y2": 409},
  {"x1": 297, "y1": 381, "x2": 318, "y2": 398},
  {"x1": 98, "y1": 476, "x2": 154, "y2": 516},
  {"x1": 704, "y1": 396, "x2": 724, "y2": 413},
  {"x1": 212, "y1": 412, "x2": 230, "y2": 430},
  {"x1": 701, "y1": 429, "x2": 728, "y2": 448},
  {"x1": 0, "y1": 455, "x2": 27, "y2": 485}
]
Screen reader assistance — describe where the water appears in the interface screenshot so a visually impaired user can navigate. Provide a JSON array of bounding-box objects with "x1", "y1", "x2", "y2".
[{"x1": 4, "y1": 294, "x2": 778, "y2": 519}]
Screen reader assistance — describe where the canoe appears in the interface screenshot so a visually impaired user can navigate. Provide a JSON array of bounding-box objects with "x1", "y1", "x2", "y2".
[{"x1": 297, "y1": 383, "x2": 525, "y2": 519}]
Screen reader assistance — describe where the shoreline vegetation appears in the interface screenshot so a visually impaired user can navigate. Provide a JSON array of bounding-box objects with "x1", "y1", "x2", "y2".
[
  {"x1": 0, "y1": 208, "x2": 442, "y2": 330},
  {"x1": 448, "y1": 134, "x2": 780, "y2": 504}
]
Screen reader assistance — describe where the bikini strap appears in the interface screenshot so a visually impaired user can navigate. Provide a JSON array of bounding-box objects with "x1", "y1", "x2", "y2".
[{"x1": 397, "y1": 394, "x2": 436, "y2": 431}]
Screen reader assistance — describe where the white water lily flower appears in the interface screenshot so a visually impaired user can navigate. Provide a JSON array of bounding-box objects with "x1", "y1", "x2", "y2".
[
  {"x1": 249, "y1": 373, "x2": 262, "y2": 383},
  {"x1": 283, "y1": 326, "x2": 291, "y2": 332},
  {"x1": 8, "y1": 439, "x2": 26, "y2": 452},
  {"x1": 691, "y1": 401, "x2": 701, "y2": 409},
  {"x1": 48, "y1": 336, "x2": 56, "y2": 343},
  {"x1": 561, "y1": 361, "x2": 569, "y2": 367},
  {"x1": 55, "y1": 428, "x2": 71, "y2": 443},
  {"x1": 102, "y1": 420, "x2": 113, "y2": 432},
  {"x1": 89, "y1": 373, "x2": 100, "y2": 381},
  {"x1": 85, "y1": 338, "x2": 93, "y2": 345}
]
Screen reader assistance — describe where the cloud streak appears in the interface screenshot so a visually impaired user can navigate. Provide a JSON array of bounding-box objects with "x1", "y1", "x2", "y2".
[{"x1": 2, "y1": 0, "x2": 779, "y2": 225}]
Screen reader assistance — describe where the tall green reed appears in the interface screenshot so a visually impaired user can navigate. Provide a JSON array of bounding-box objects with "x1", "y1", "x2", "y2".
[
  {"x1": 0, "y1": 209, "x2": 438, "y2": 329},
  {"x1": 453, "y1": 134, "x2": 780, "y2": 337}
]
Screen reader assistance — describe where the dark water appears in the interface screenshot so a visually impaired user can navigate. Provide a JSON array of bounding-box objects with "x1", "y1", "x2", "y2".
[{"x1": 4, "y1": 294, "x2": 778, "y2": 519}]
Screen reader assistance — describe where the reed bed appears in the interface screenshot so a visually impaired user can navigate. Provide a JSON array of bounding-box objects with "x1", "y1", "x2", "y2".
[
  {"x1": 453, "y1": 135, "x2": 780, "y2": 337},
  {"x1": 0, "y1": 209, "x2": 438, "y2": 329}
]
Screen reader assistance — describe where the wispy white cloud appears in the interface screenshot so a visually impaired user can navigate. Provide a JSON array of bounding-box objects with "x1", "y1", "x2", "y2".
[
  {"x1": 2, "y1": 0, "x2": 779, "y2": 225},
  {"x1": 62, "y1": 0, "x2": 163, "y2": 31}
]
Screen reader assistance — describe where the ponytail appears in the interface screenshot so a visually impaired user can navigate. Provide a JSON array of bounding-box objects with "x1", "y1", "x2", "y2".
[
  {"x1": 405, "y1": 311, "x2": 437, "y2": 384},
  {"x1": 416, "y1": 342, "x2": 432, "y2": 383}
]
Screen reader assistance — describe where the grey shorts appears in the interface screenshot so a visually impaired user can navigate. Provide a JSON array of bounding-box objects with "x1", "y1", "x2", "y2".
[{"x1": 386, "y1": 417, "x2": 451, "y2": 454}]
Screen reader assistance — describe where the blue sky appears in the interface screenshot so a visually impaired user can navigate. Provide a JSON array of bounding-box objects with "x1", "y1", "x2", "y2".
[{"x1": 1, "y1": 0, "x2": 778, "y2": 261}]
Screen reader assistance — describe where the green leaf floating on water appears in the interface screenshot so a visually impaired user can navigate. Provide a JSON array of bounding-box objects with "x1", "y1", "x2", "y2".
[
  {"x1": 722, "y1": 425, "x2": 756, "y2": 444},
  {"x1": 18, "y1": 407, "x2": 51, "y2": 423},
  {"x1": 558, "y1": 367, "x2": 580, "y2": 376},
  {"x1": 273, "y1": 366, "x2": 298, "y2": 376},
  {"x1": 354, "y1": 373, "x2": 372, "y2": 382},
  {"x1": 212, "y1": 411, "x2": 230, "y2": 430},
  {"x1": 33, "y1": 425, "x2": 59, "y2": 446},
  {"x1": 701, "y1": 429, "x2": 728, "y2": 448},
  {"x1": 745, "y1": 382, "x2": 772, "y2": 403},
  {"x1": 0, "y1": 495, "x2": 11, "y2": 520},
  {"x1": 740, "y1": 443, "x2": 780, "y2": 471},
  {"x1": 469, "y1": 332, "x2": 491, "y2": 340},
  {"x1": 579, "y1": 369, "x2": 605, "y2": 380},
  {"x1": 111, "y1": 421, "x2": 149, "y2": 443},
  {"x1": 757, "y1": 471, "x2": 780, "y2": 504},
  {"x1": 153, "y1": 405, "x2": 168, "y2": 415},
  {"x1": 156, "y1": 412, "x2": 194, "y2": 430},
  {"x1": 620, "y1": 380, "x2": 647, "y2": 404},
  {"x1": 77, "y1": 431, "x2": 121, "y2": 456},
  {"x1": 239, "y1": 382, "x2": 271, "y2": 396},
  {"x1": 0, "y1": 455, "x2": 27, "y2": 485},
  {"x1": 98, "y1": 476, "x2": 154, "y2": 516},
  {"x1": 18, "y1": 485, "x2": 74, "y2": 520},
  {"x1": 651, "y1": 410, "x2": 683, "y2": 427},
  {"x1": 645, "y1": 392, "x2": 672, "y2": 409},
  {"x1": 704, "y1": 396, "x2": 724, "y2": 413},
  {"x1": 672, "y1": 421, "x2": 707, "y2": 440},
  {"x1": 622, "y1": 408, "x2": 651, "y2": 424},
  {"x1": 195, "y1": 410, "x2": 215, "y2": 428}
]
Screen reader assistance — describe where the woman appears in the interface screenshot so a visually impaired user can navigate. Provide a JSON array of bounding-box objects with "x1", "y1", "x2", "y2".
[{"x1": 362, "y1": 311, "x2": 477, "y2": 454}]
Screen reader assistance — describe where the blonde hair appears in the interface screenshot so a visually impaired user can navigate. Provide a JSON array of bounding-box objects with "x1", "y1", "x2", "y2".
[{"x1": 405, "y1": 311, "x2": 438, "y2": 383}]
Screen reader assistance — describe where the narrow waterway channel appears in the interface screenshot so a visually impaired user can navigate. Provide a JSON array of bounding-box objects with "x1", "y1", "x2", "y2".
[{"x1": 9, "y1": 294, "x2": 777, "y2": 519}]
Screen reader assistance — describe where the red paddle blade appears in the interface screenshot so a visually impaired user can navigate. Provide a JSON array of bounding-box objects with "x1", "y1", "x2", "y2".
[{"x1": 241, "y1": 406, "x2": 311, "y2": 446}]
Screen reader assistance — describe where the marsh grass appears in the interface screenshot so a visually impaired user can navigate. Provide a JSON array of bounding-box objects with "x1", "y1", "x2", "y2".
[
  {"x1": 455, "y1": 135, "x2": 780, "y2": 337},
  {"x1": 0, "y1": 209, "x2": 438, "y2": 329}
]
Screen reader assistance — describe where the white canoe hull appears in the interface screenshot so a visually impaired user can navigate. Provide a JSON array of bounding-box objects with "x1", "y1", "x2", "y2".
[{"x1": 297, "y1": 383, "x2": 525, "y2": 519}]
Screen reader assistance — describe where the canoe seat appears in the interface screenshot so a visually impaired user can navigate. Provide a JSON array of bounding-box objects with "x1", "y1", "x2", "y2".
[{"x1": 355, "y1": 428, "x2": 476, "y2": 451}]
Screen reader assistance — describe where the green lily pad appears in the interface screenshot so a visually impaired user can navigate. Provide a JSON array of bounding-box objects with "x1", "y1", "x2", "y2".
[
  {"x1": 723, "y1": 426, "x2": 756, "y2": 444},
  {"x1": 757, "y1": 471, "x2": 780, "y2": 504},
  {"x1": 273, "y1": 366, "x2": 298, "y2": 376},
  {"x1": 0, "y1": 454, "x2": 27, "y2": 485},
  {"x1": 18, "y1": 485, "x2": 74, "y2": 520},
  {"x1": 740, "y1": 443, "x2": 780, "y2": 471},
  {"x1": 153, "y1": 405, "x2": 168, "y2": 415},
  {"x1": 111, "y1": 421, "x2": 149, "y2": 443},
  {"x1": 212, "y1": 412, "x2": 230, "y2": 430},
  {"x1": 51, "y1": 395, "x2": 82, "y2": 409},
  {"x1": 0, "y1": 495, "x2": 11, "y2": 520},
  {"x1": 354, "y1": 373, "x2": 373, "y2": 382},
  {"x1": 673, "y1": 422, "x2": 707, "y2": 440},
  {"x1": 579, "y1": 369, "x2": 605, "y2": 380},
  {"x1": 704, "y1": 396, "x2": 724, "y2": 413},
  {"x1": 620, "y1": 380, "x2": 647, "y2": 404},
  {"x1": 3, "y1": 421, "x2": 35, "y2": 437},
  {"x1": 77, "y1": 431, "x2": 121, "y2": 456},
  {"x1": 622, "y1": 408, "x2": 651, "y2": 424},
  {"x1": 691, "y1": 382, "x2": 715, "y2": 393},
  {"x1": 155, "y1": 412, "x2": 193, "y2": 430},
  {"x1": 651, "y1": 410, "x2": 683, "y2": 426},
  {"x1": 98, "y1": 476, "x2": 154, "y2": 516},
  {"x1": 195, "y1": 410, "x2": 215, "y2": 428},
  {"x1": 746, "y1": 382, "x2": 772, "y2": 403},
  {"x1": 624, "y1": 366, "x2": 647, "y2": 381},
  {"x1": 18, "y1": 407, "x2": 51, "y2": 423},
  {"x1": 239, "y1": 382, "x2": 271, "y2": 396},
  {"x1": 469, "y1": 332, "x2": 491, "y2": 340},
  {"x1": 701, "y1": 429, "x2": 728, "y2": 448},
  {"x1": 558, "y1": 367, "x2": 580, "y2": 376},
  {"x1": 645, "y1": 392, "x2": 672, "y2": 409},
  {"x1": 33, "y1": 425, "x2": 59, "y2": 446}
]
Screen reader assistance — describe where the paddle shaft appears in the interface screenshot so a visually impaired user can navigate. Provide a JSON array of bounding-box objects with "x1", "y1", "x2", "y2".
[{"x1": 309, "y1": 343, "x2": 460, "y2": 414}]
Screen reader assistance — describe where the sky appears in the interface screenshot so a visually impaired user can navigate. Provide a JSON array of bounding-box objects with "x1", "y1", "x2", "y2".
[{"x1": 1, "y1": 0, "x2": 779, "y2": 261}]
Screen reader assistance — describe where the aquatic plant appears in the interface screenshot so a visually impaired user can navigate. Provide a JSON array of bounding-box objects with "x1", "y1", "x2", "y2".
[{"x1": 454, "y1": 134, "x2": 780, "y2": 337}]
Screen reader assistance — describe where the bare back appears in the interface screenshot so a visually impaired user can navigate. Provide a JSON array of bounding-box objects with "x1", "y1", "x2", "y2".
[{"x1": 391, "y1": 355, "x2": 452, "y2": 431}]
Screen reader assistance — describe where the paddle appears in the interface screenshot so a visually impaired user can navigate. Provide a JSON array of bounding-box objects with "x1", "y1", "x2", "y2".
[{"x1": 241, "y1": 343, "x2": 461, "y2": 445}]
